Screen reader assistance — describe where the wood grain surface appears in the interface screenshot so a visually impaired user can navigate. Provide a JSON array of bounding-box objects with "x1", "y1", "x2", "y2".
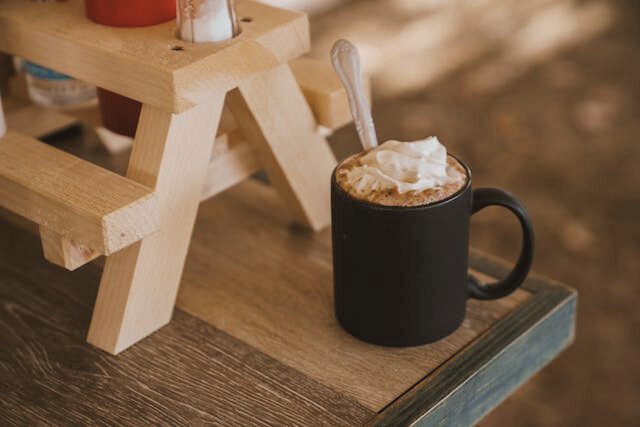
[
  {"x1": 176, "y1": 179, "x2": 531, "y2": 412},
  {"x1": 202, "y1": 130, "x2": 263, "y2": 201},
  {"x1": 39, "y1": 226, "x2": 101, "y2": 271},
  {"x1": 0, "y1": 130, "x2": 159, "y2": 256},
  {"x1": 0, "y1": 221, "x2": 373, "y2": 426},
  {"x1": 0, "y1": 0, "x2": 309, "y2": 112},
  {"x1": 228, "y1": 64, "x2": 337, "y2": 230},
  {"x1": 87, "y1": 97, "x2": 224, "y2": 354}
]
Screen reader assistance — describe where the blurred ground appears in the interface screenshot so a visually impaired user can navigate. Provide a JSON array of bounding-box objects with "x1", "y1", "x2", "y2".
[{"x1": 308, "y1": 0, "x2": 640, "y2": 425}]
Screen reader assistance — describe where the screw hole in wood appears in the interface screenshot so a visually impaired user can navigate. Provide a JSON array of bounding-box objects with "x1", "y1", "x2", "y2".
[
  {"x1": 171, "y1": 46, "x2": 185, "y2": 51},
  {"x1": 241, "y1": 17, "x2": 253, "y2": 23}
]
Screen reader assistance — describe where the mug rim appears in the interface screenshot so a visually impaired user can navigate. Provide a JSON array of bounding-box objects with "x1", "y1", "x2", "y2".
[{"x1": 331, "y1": 153, "x2": 472, "y2": 212}]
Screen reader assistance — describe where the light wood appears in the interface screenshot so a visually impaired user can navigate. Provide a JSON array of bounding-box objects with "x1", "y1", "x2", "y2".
[
  {"x1": 39, "y1": 227, "x2": 101, "y2": 271},
  {"x1": 177, "y1": 179, "x2": 532, "y2": 411},
  {"x1": 228, "y1": 64, "x2": 336, "y2": 230},
  {"x1": 0, "y1": 131, "x2": 159, "y2": 257},
  {"x1": 2, "y1": 57, "x2": 361, "y2": 133},
  {"x1": 290, "y1": 57, "x2": 371, "y2": 130},
  {"x1": 217, "y1": 105, "x2": 238, "y2": 136},
  {"x1": 23, "y1": 57, "x2": 361, "y2": 156},
  {"x1": 201, "y1": 130, "x2": 262, "y2": 201},
  {"x1": 87, "y1": 96, "x2": 224, "y2": 354},
  {"x1": 6, "y1": 104, "x2": 79, "y2": 139},
  {"x1": 0, "y1": 0, "x2": 309, "y2": 113}
]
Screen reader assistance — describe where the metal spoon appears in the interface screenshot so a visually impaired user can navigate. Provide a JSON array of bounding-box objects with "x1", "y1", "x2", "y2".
[{"x1": 331, "y1": 39, "x2": 378, "y2": 151}]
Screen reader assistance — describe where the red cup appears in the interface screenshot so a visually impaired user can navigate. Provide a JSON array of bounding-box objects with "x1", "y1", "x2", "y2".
[
  {"x1": 85, "y1": 0, "x2": 176, "y2": 137},
  {"x1": 85, "y1": 0, "x2": 176, "y2": 28}
]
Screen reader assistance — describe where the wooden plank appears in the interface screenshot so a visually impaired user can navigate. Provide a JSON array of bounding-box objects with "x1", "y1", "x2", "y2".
[
  {"x1": 87, "y1": 96, "x2": 224, "y2": 354},
  {"x1": 4, "y1": 56, "x2": 360, "y2": 133},
  {"x1": 372, "y1": 262, "x2": 576, "y2": 425},
  {"x1": 201, "y1": 130, "x2": 262, "y2": 201},
  {"x1": 39, "y1": 226, "x2": 101, "y2": 271},
  {"x1": 0, "y1": 0, "x2": 309, "y2": 113},
  {"x1": 227, "y1": 64, "x2": 336, "y2": 230},
  {"x1": 290, "y1": 57, "x2": 371, "y2": 130},
  {"x1": 0, "y1": 130, "x2": 159, "y2": 255},
  {"x1": 177, "y1": 179, "x2": 532, "y2": 411},
  {"x1": 0, "y1": 221, "x2": 374, "y2": 426},
  {"x1": 6, "y1": 104, "x2": 79, "y2": 138}
]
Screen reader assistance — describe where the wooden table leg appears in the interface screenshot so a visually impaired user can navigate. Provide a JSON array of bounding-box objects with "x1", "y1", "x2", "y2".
[
  {"x1": 227, "y1": 64, "x2": 337, "y2": 231},
  {"x1": 87, "y1": 96, "x2": 224, "y2": 354}
]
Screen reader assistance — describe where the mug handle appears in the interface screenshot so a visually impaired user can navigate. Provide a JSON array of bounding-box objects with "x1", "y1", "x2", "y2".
[{"x1": 467, "y1": 188, "x2": 535, "y2": 300}]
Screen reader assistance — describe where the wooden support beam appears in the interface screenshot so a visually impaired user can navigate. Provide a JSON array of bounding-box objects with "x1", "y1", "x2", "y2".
[
  {"x1": 290, "y1": 57, "x2": 371, "y2": 130},
  {"x1": 200, "y1": 57, "x2": 365, "y2": 200},
  {"x1": 201, "y1": 130, "x2": 262, "y2": 201},
  {"x1": 0, "y1": 131, "x2": 159, "y2": 258},
  {"x1": 87, "y1": 96, "x2": 224, "y2": 354},
  {"x1": 227, "y1": 64, "x2": 336, "y2": 231},
  {"x1": 39, "y1": 227, "x2": 101, "y2": 271}
]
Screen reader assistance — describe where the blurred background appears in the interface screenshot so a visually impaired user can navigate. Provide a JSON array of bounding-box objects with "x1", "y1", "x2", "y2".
[{"x1": 270, "y1": 0, "x2": 639, "y2": 425}]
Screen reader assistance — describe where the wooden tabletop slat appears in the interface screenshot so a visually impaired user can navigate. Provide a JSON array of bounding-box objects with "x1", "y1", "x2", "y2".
[
  {"x1": 0, "y1": 221, "x2": 373, "y2": 426},
  {"x1": 176, "y1": 180, "x2": 531, "y2": 412}
]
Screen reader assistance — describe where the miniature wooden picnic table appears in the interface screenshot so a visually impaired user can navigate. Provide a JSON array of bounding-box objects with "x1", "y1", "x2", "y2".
[{"x1": 0, "y1": 0, "x2": 340, "y2": 354}]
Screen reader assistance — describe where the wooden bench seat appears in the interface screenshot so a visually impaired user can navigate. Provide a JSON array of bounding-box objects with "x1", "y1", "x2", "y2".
[{"x1": 0, "y1": 130, "x2": 159, "y2": 269}]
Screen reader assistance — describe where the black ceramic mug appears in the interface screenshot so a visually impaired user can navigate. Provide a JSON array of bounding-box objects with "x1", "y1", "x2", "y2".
[{"x1": 331, "y1": 156, "x2": 534, "y2": 346}]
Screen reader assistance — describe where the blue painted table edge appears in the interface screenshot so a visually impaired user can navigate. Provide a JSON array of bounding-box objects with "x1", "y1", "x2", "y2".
[{"x1": 371, "y1": 250, "x2": 577, "y2": 426}]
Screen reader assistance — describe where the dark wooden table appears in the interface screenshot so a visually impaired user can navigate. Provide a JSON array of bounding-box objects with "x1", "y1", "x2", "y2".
[
  {"x1": 0, "y1": 98, "x2": 577, "y2": 425},
  {"x1": 0, "y1": 175, "x2": 575, "y2": 426}
]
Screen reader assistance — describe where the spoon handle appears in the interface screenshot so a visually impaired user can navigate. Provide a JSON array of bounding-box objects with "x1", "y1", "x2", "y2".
[{"x1": 331, "y1": 39, "x2": 378, "y2": 150}]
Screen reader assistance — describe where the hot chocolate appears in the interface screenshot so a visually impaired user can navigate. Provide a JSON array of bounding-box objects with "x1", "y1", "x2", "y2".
[
  {"x1": 331, "y1": 133, "x2": 535, "y2": 347},
  {"x1": 335, "y1": 137, "x2": 468, "y2": 207}
]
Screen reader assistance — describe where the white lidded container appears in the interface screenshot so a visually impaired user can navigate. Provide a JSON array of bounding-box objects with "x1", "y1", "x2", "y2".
[
  {"x1": 16, "y1": 59, "x2": 97, "y2": 110},
  {"x1": 13, "y1": 0, "x2": 97, "y2": 109}
]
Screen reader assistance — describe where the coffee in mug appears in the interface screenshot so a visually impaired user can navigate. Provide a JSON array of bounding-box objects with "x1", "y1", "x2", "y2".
[{"x1": 331, "y1": 136, "x2": 534, "y2": 346}]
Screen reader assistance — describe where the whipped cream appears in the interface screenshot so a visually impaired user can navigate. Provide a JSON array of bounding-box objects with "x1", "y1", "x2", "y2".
[{"x1": 344, "y1": 137, "x2": 466, "y2": 194}]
